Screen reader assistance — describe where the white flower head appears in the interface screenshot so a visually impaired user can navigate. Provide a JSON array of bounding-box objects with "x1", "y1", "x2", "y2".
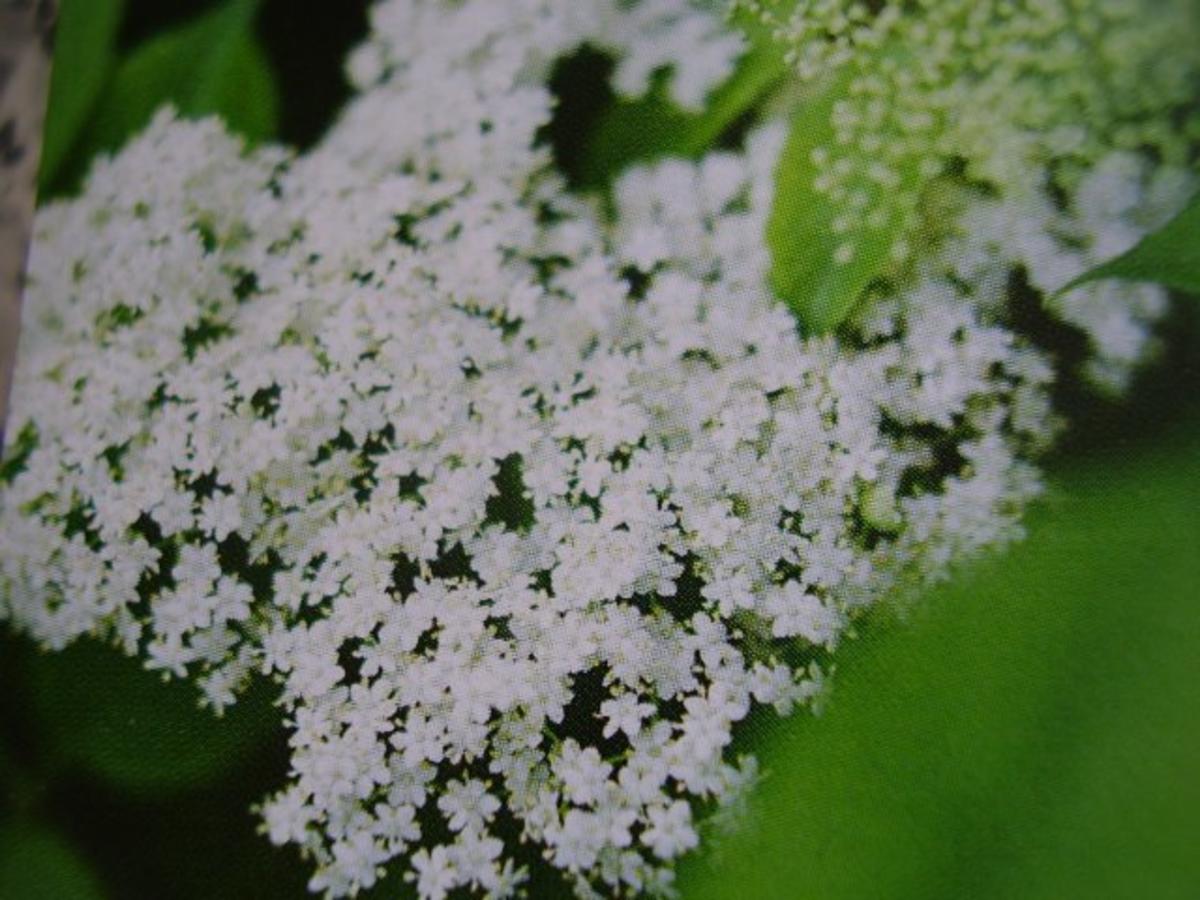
[{"x1": 0, "y1": 0, "x2": 1181, "y2": 896}]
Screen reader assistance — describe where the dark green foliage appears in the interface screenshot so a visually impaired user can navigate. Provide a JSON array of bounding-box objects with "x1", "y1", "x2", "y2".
[
  {"x1": 568, "y1": 42, "x2": 788, "y2": 190},
  {"x1": 27, "y1": 639, "x2": 279, "y2": 794},
  {"x1": 82, "y1": 0, "x2": 278, "y2": 157},
  {"x1": 37, "y1": 0, "x2": 125, "y2": 191},
  {"x1": 0, "y1": 824, "x2": 105, "y2": 900}
]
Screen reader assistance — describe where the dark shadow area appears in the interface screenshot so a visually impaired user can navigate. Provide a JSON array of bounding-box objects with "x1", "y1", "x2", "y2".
[
  {"x1": 0, "y1": 631, "x2": 301, "y2": 900},
  {"x1": 120, "y1": 0, "x2": 370, "y2": 150}
]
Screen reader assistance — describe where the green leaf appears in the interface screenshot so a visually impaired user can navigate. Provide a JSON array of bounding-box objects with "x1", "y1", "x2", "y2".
[
  {"x1": 766, "y1": 64, "x2": 920, "y2": 334},
  {"x1": 0, "y1": 824, "x2": 105, "y2": 900},
  {"x1": 83, "y1": 0, "x2": 278, "y2": 157},
  {"x1": 27, "y1": 639, "x2": 280, "y2": 794},
  {"x1": 576, "y1": 41, "x2": 787, "y2": 189},
  {"x1": 1057, "y1": 190, "x2": 1200, "y2": 298},
  {"x1": 679, "y1": 419, "x2": 1200, "y2": 899},
  {"x1": 37, "y1": 0, "x2": 126, "y2": 191}
]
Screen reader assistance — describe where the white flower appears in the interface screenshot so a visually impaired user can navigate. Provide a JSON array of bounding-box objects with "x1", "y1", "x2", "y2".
[
  {"x1": 599, "y1": 693, "x2": 655, "y2": 740},
  {"x1": 554, "y1": 741, "x2": 614, "y2": 808},
  {"x1": 263, "y1": 786, "x2": 316, "y2": 846},
  {"x1": 642, "y1": 801, "x2": 698, "y2": 860},
  {"x1": 409, "y1": 845, "x2": 458, "y2": 900},
  {"x1": 198, "y1": 491, "x2": 242, "y2": 541},
  {"x1": 438, "y1": 779, "x2": 501, "y2": 833}
]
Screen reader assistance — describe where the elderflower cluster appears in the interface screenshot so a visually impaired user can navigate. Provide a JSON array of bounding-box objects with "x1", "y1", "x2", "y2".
[
  {"x1": 738, "y1": 0, "x2": 1199, "y2": 299},
  {"x1": 946, "y1": 152, "x2": 1193, "y2": 393},
  {"x1": 0, "y1": 0, "x2": 1188, "y2": 897}
]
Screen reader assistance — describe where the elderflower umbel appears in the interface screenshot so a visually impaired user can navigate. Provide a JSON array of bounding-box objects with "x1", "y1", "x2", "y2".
[
  {"x1": 0, "y1": 0, "x2": 1190, "y2": 896},
  {"x1": 738, "y1": 0, "x2": 1197, "y2": 387}
]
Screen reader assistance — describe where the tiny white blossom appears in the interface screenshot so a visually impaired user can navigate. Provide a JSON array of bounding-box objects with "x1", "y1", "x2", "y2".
[
  {"x1": 642, "y1": 801, "x2": 698, "y2": 860},
  {"x1": 599, "y1": 693, "x2": 655, "y2": 740}
]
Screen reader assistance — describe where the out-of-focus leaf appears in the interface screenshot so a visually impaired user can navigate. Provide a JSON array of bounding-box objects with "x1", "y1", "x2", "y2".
[
  {"x1": 576, "y1": 41, "x2": 787, "y2": 189},
  {"x1": 27, "y1": 640, "x2": 279, "y2": 794},
  {"x1": 766, "y1": 62, "x2": 920, "y2": 335},
  {"x1": 37, "y1": 0, "x2": 125, "y2": 191},
  {"x1": 1057, "y1": 190, "x2": 1200, "y2": 298},
  {"x1": 0, "y1": 823, "x2": 105, "y2": 900},
  {"x1": 83, "y1": 0, "x2": 278, "y2": 157},
  {"x1": 679, "y1": 418, "x2": 1200, "y2": 899}
]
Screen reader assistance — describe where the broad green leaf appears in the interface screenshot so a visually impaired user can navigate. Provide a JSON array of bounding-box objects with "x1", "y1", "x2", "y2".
[
  {"x1": 1057, "y1": 190, "x2": 1200, "y2": 298},
  {"x1": 679, "y1": 417, "x2": 1200, "y2": 899},
  {"x1": 83, "y1": 0, "x2": 278, "y2": 157},
  {"x1": 576, "y1": 41, "x2": 787, "y2": 189},
  {"x1": 766, "y1": 63, "x2": 920, "y2": 334},
  {"x1": 37, "y1": 0, "x2": 125, "y2": 191},
  {"x1": 0, "y1": 824, "x2": 105, "y2": 900},
  {"x1": 27, "y1": 639, "x2": 280, "y2": 794}
]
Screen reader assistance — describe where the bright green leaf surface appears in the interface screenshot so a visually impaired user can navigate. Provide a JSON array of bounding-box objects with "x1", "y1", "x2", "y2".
[
  {"x1": 766, "y1": 64, "x2": 920, "y2": 335},
  {"x1": 27, "y1": 639, "x2": 280, "y2": 794},
  {"x1": 1058, "y1": 191, "x2": 1200, "y2": 298},
  {"x1": 83, "y1": 0, "x2": 278, "y2": 158},
  {"x1": 679, "y1": 419, "x2": 1200, "y2": 899},
  {"x1": 37, "y1": 0, "x2": 125, "y2": 191},
  {"x1": 0, "y1": 823, "x2": 105, "y2": 900},
  {"x1": 576, "y1": 42, "x2": 787, "y2": 189}
]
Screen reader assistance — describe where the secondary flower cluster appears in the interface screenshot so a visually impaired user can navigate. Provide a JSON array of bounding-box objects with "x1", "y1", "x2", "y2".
[
  {"x1": 738, "y1": 0, "x2": 1199, "y2": 362},
  {"x1": 0, "y1": 0, "x2": 1188, "y2": 897}
]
